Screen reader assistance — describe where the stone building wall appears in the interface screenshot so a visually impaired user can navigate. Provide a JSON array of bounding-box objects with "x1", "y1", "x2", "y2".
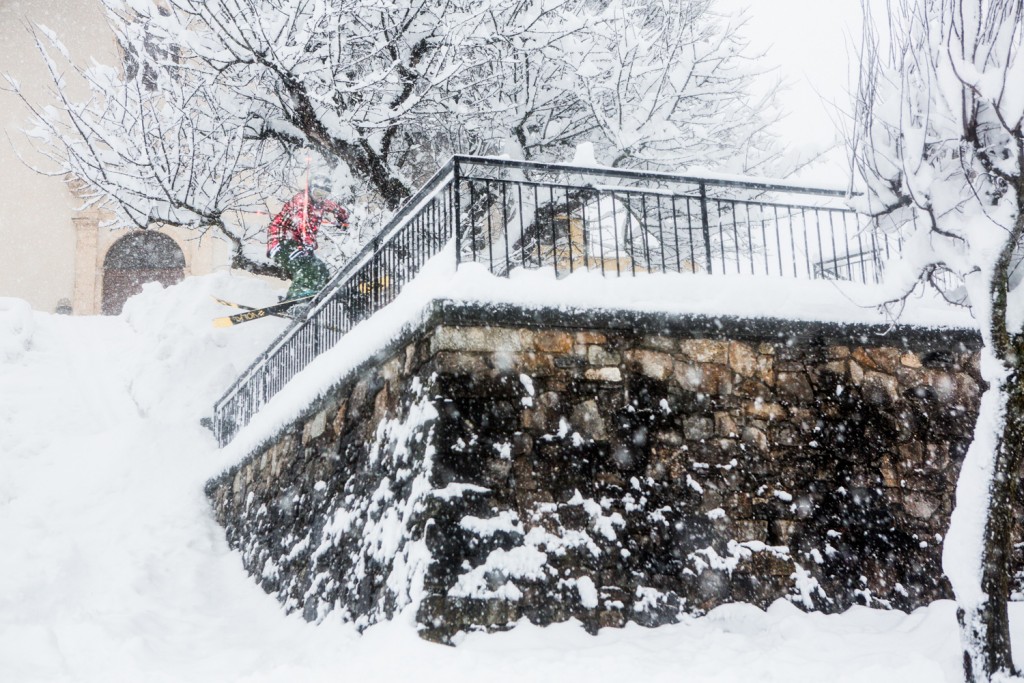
[{"x1": 207, "y1": 301, "x2": 983, "y2": 641}]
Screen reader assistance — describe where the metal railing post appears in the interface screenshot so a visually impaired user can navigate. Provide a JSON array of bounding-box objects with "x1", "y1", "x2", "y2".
[
  {"x1": 454, "y1": 158, "x2": 462, "y2": 267},
  {"x1": 698, "y1": 181, "x2": 713, "y2": 274}
]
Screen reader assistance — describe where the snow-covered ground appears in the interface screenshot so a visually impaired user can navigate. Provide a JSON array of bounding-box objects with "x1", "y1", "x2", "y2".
[{"x1": 0, "y1": 268, "x2": 1014, "y2": 682}]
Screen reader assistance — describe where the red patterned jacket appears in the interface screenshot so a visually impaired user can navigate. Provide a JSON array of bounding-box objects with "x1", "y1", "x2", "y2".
[{"x1": 266, "y1": 191, "x2": 349, "y2": 257}]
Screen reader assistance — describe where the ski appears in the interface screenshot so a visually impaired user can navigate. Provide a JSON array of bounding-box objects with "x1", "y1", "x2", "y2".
[{"x1": 212, "y1": 295, "x2": 314, "y2": 328}]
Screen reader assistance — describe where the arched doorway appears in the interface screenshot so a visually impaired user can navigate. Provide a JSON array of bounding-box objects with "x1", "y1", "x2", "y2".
[{"x1": 101, "y1": 231, "x2": 185, "y2": 315}]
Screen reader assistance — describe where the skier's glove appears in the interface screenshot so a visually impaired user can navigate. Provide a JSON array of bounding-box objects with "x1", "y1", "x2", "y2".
[{"x1": 267, "y1": 244, "x2": 281, "y2": 259}]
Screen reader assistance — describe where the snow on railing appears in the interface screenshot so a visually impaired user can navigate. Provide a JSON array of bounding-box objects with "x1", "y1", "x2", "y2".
[{"x1": 212, "y1": 156, "x2": 896, "y2": 446}]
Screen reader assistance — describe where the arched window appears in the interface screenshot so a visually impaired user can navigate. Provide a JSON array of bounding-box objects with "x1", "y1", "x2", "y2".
[{"x1": 101, "y1": 231, "x2": 185, "y2": 315}]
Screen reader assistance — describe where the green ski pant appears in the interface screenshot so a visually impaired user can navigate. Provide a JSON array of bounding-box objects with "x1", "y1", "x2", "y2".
[{"x1": 273, "y1": 241, "x2": 330, "y2": 299}]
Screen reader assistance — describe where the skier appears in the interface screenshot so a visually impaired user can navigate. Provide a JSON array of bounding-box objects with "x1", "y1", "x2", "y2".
[{"x1": 267, "y1": 173, "x2": 350, "y2": 301}]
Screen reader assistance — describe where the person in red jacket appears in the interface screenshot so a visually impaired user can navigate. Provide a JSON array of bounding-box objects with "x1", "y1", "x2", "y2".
[{"x1": 267, "y1": 173, "x2": 350, "y2": 300}]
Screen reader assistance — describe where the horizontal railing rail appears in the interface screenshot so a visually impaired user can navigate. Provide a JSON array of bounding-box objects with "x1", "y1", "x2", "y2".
[{"x1": 213, "y1": 156, "x2": 900, "y2": 446}]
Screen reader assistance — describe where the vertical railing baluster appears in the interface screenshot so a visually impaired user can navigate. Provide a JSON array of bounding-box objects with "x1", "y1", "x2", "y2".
[
  {"x1": 641, "y1": 193, "x2": 652, "y2": 273},
  {"x1": 787, "y1": 207, "x2": 797, "y2": 278},
  {"x1": 518, "y1": 183, "x2": 527, "y2": 271},
  {"x1": 502, "y1": 181, "x2": 511, "y2": 276},
  {"x1": 485, "y1": 180, "x2": 495, "y2": 274},
  {"x1": 611, "y1": 191, "x2": 622, "y2": 276},
  {"x1": 699, "y1": 181, "x2": 713, "y2": 274},
  {"x1": 772, "y1": 205, "x2": 783, "y2": 277},
  {"x1": 801, "y1": 210, "x2": 811, "y2": 279},
  {"x1": 565, "y1": 186, "x2": 574, "y2": 273},
  {"x1": 454, "y1": 159, "x2": 462, "y2": 267},
  {"x1": 760, "y1": 204, "x2": 769, "y2": 275},
  {"x1": 671, "y1": 195, "x2": 681, "y2": 273},
  {"x1": 717, "y1": 200, "x2": 726, "y2": 275},
  {"x1": 686, "y1": 197, "x2": 696, "y2": 272},
  {"x1": 581, "y1": 189, "x2": 591, "y2": 271},
  {"x1": 534, "y1": 184, "x2": 542, "y2": 268},
  {"x1": 549, "y1": 186, "x2": 559, "y2": 276}
]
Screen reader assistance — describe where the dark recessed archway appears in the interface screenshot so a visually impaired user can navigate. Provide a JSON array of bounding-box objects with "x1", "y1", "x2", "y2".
[{"x1": 101, "y1": 231, "x2": 185, "y2": 315}]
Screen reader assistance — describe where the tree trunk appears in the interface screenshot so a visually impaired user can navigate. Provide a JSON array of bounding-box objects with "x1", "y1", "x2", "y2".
[{"x1": 959, "y1": 369, "x2": 1024, "y2": 682}]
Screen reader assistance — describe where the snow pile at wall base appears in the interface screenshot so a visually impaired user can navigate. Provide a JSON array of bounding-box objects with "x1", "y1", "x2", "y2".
[{"x1": 0, "y1": 267, "x2": 1004, "y2": 681}]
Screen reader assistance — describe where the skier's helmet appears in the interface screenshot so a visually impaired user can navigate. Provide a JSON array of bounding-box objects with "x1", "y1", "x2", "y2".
[{"x1": 310, "y1": 173, "x2": 332, "y2": 195}]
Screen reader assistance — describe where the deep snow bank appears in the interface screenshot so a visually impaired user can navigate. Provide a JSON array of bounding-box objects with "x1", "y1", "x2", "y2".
[{"x1": 0, "y1": 271, "x2": 1007, "y2": 682}]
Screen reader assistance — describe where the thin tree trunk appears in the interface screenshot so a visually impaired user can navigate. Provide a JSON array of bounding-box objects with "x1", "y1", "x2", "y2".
[{"x1": 962, "y1": 371, "x2": 1024, "y2": 681}]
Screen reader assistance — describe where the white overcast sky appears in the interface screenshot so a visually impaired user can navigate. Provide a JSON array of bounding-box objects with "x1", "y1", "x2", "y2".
[{"x1": 720, "y1": 0, "x2": 867, "y2": 183}]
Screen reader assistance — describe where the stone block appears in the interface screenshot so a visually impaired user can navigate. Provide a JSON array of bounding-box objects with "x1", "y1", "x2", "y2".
[
  {"x1": 728, "y1": 341, "x2": 759, "y2": 378},
  {"x1": 522, "y1": 391, "x2": 562, "y2": 431},
  {"x1": 742, "y1": 426, "x2": 769, "y2": 451},
  {"x1": 777, "y1": 372, "x2": 815, "y2": 403},
  {"x1": 733, "y1": 520, "x2": 768, "y2": 543},
  {"x1": 585, "y1": 367, "x2": 623, "y2": 383},
  {"x1": 646, "y1": 450, "x2": 687, "y2": 480},
  {"x1": 673, "y1": 363, "x2": 704, "y2": 391},
  {"x1": 432, "y1": 325, "x2": 530, "y2": 353},
  {"x1": 698, "y1": 364, "x2": 733, "y2": 395},
  {"x1": 554, "y1": 355, "x2": 587, "y2": 369},
  {"x1": 679, "y1": 339, "x2": 728, "y2": 364},
  {"x1": 644, "y1": 335, "x2": 677, "y2": 353},
  {"x1": 904, "y1": 492, "x2": 939, "y2": 519},
  {"x1": 901, "y1": 352, "x2": 922, "y2": 368},
  {"x1": 880, "y1": 455, "x2": 899, "y2": 487},
  {"x1": 849, "y1": 359, "x2": 865, "y2": 384},
  {"x1": 715, "y1": 412, "x2": 740, "y2": 437},
  {"x1": 302, "y1": 410, "x2": 327, "y2": 444},
  {"x1": 821, "y1": 360, "x2": 846, "y2": 379},
  {"x1": 867, "y1": 348, "x2": 902, "y2": 373},
  {"x1": 509, "y1": 352, "x2": 556, "y2": 376},
  {"x1": 733, "y1": 379, "x2": 772, "y2": 399},
  {"x1": 572, "y1": 400, "x2": 609, "y2": 441},
  {"x1": 331, "y1": 399, "x2": 349, "y2": 435},
  {"x1": 587, "y1": 345, "x2": 621, "y2": 366},
  {"x1": 654, "y1": 430, "x2": 683, "y2": 446},
  {"x1": 851, "y1": 347, "x2": 878, "y2": 371},
  {"x1": 744, "y1": 399, "x2": 786, "y2": 421},
  {"x1": 827, "y1": 345, "x2": 851, "y2": 359},
  {"x1": 862, "y1": 371, "x2": 900, "y2": 405},
  {"x1": 629, "y1": 349, "x2": 674, "y2": 381},
  {"x1": 684, "y1": 416, "x2": 714, "y2": 441},
  {"x1": 534, "y1": 331, "x2": 574, "y2": 353},
  {"x1": 432, "y1": 351, "x2": 491, "y2": 376},
  {"x1": 576, "y1": 331, "x2": 607, "y2": 345},
  {"x1": 954, "y1": 373, "x2": 981, "y2": 402}
]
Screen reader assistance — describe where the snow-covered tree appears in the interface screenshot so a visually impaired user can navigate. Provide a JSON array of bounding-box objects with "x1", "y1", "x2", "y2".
[
  {"x1": 7, "y1": 0, "x2": 778, "y2": 273},
  {"x1": 851, "y1": 1, "x2": 1024, "y2": 679}
]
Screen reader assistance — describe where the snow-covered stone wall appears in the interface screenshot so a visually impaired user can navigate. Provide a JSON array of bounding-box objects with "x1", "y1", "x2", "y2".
[{"x1": 207, "y1": 301, "x2": 983, "y2": 641}]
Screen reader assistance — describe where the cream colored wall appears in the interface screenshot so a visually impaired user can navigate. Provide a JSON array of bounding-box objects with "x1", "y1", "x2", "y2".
[
  {"x1": 0, "y1": 0, "x2": 109, "y2": 312},
  {"x1": 0, "y1": 0, "x2": 241, "y2": 315}
]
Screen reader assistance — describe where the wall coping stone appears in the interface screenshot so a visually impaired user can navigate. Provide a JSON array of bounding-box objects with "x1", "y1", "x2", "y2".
[{"x1": 432, "y1": 299, "x2": 982, "y2": 352}]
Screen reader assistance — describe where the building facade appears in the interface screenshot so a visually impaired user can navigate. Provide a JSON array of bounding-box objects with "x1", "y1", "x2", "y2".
[{"x1": 0, "y1": 0, "x2": 235, "y2": 315}]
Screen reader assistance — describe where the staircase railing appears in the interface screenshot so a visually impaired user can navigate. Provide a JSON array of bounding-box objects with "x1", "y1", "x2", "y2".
[{"x1": 213, "y1": 156, "x2": 896, "y2": 446}]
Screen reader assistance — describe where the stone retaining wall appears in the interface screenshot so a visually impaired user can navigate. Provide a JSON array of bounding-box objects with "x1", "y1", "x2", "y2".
[{"x1": 207, "y1": 301, "x2": 983, "y2": 641}]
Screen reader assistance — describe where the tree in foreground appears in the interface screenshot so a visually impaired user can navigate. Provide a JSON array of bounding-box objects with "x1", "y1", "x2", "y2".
[
  {"x1": 7, "y1": 0, "x2": 778, "y2": 274},
  {"x1": 851, "y1": 0, "x2": 1024, "y2": 679}
]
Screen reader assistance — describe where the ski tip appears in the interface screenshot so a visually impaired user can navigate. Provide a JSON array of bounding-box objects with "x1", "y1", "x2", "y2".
[{"x1": 212, "y1": 317, "x2": 234, "y2": 328}]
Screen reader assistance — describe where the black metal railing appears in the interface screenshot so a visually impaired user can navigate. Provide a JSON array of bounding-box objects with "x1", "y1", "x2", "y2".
[
  {"x1": 213, "y1": 156, "x2": 898, "y2": 446},
  {"x1": 451, "y1": 157, "x2": 894, "y2": 282}
]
